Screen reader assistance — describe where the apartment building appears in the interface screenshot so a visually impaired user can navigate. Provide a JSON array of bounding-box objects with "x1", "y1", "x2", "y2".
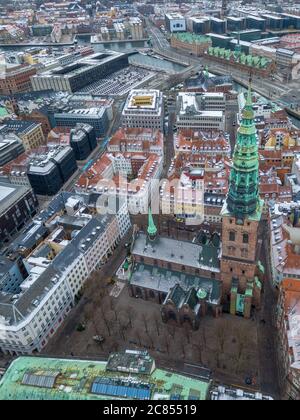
[
  {"x1": 75, "y1": 151, "x2": 163, "y2": 215},
  {"x1": 0, "y1": 194, "x2": 131, "y2": 355},
  {"x1": 268, "y1": 202, "x2": 300, "y2": 287},
  {"x1": 107, "y1": 128, "x2": 164, "y2": 157},
  {"x1": 276, "y1": 279, "x2": 300, "y2": 400}
]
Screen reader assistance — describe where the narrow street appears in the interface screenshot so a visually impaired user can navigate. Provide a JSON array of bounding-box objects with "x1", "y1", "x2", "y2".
[{"x1": 256, "y1": 223, "x2": 280, "y2": 398}]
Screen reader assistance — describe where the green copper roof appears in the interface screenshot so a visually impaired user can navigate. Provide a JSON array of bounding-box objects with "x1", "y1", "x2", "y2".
[
  {"x1": 207, "y1": 47, "x2": 272, "y2": 69},
  {"x1": 173, "y1": 32, "x2": 211, "y2": 45},
  {"x1": 0, "y1": 107, "x2": 9, "y2": 118},
  {"x1": 147, "y1": 208, "x2": 157, "y2": 237},
  {"x1": 226, "y1": 83, "x2": 262, "y2": 219}
]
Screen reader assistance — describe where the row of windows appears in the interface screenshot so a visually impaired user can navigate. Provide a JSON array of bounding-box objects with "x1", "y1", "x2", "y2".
[{"x1": 229, "y1": 231, "x2": 249, "y2": 244}]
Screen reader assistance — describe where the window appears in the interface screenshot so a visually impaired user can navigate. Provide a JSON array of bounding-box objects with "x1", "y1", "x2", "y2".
[
  {"x1": 229, "y1": 231, "x2": 235, "y2": 241},
  {"x1": 243, "y1": 233, "x2": 249, "y2": 244},
  {"x1": 241, "y1": 249, "x2": 248, "y2": 258}
]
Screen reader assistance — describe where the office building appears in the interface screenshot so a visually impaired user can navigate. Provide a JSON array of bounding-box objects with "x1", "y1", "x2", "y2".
[
  {"x1": 0, "y1": 134, "x2": 25, "y2": 167},
  {"x1": 176, "y1": 92, "x2": 225, "y2": 131},
  {"x1": 31, "y1": 51, "x2": 129, "y2": 93},
  {"x1": 122, "y1": 90, "x2": 164, "y2": 131},
  {"x1": 0, "y1": 182, "x2": 38, "y2": 246},
  {"x1": 27, "y1": 146, "x2": 77, "y2": 196},
  {"x1": 53, "y1": 107, "x2": 110, "y2": 138},
  {"x1": 246, "y1": 16, "x2": 266, "y2": 32},
  {"x1": 69, "y1": 124, "x2": 97, "y2": 161},
  {"x1": 210, "y1": 18, "x2": 226, "y2": 34},
  {"x1": 0, "y1": 121, "x2": 45, "y2": 152},
  {"x1": 226, "y1": 17, "x2": 245, "y2": 32},
  {"x1": 0, "y1": 64, "x2": 36, "y2": 95},
  {"x1": 0, "y1": 351, "x2": 211, "y2": 400},
  {"x1": 261, "y1": 14, "x2": 284, "y2": 31},
  {"x1": 188, "y1": 17, "x2": 211, "y2": 34},
  {"x1": 165, "y1": 13, "x2": 186, "y2": 33},
  {"x1": 276, "y1": 48, "x2": 296, "y2": 68}
]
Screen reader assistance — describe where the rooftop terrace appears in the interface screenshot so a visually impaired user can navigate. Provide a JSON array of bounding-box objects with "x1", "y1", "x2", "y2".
[{"x1": 0, "y1": 355, "x2": 211, "y2": 400}]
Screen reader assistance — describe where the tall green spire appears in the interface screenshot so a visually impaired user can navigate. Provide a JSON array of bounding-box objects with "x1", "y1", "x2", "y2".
[
  {"x1": 147, "y1": 208, "x2": 157, "y2": 239},
  {"x1": 204, "y1": 65, "x2": 209, "y2": 79},
  {"x1": 226, "y1": 83, "x2": 260, "y2": 218}
]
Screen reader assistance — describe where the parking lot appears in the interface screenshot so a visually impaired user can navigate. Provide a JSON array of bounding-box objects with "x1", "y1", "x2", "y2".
[{"x1": 78, "y1": 66, "x2": 156, "y2": 97}]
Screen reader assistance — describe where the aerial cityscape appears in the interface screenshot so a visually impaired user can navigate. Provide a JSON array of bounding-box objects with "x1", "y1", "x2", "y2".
[{"x1": 0, "y1": 0, "x2": 300, "y2": 403}]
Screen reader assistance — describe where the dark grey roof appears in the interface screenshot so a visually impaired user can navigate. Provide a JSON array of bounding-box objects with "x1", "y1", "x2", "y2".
[
  {"x1": 10, "y1": 223, "x2": 48, "y2": 253},
  {"x1": 0, "y1": 120, "x2": 40, "y2": 136},
  {"x1": 0, "y1": 209, "x2": 114, "y2": 324},
  {"x1": 0, "y1": 182, "x2": 33, "y2": 216},
  {"x1": 0, "y1": 257, "x2": 15, "y2": 277},
  {"x1": 130, "y1": 263, "x2": 221, "y2": 305},
  {"x1": 132, "y1": 233, "x2": 220, "y2": 272}
]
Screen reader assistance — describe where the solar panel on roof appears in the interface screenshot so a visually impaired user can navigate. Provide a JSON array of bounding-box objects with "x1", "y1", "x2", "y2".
[
  {"x1": 22, "y1": 371, "x2": 59, "y2": 389},
  {"x1": 91, "y1": 378, "x2": 151, "y2": 400}
]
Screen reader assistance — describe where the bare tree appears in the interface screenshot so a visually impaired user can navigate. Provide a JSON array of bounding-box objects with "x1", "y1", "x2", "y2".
[
  {"x1": 100, "y1": 306, "x2": 112, "y2": 336},
  {"x1": 216, "y1": 319, "x2": 231, "y2": 354},
  {"x1": 184, "y1": 327, "x2": 191, "y2": 344},
  {"x1": 142, "y1": 313, "x2": 150, "y2": 334},
  {"x1": 118, "y1": 320, "x2": 126, "y2": 342},
  {"x1": 126, "y1": 306, "x2": 137, "y2": 329},
  {"x1": 193, "y1": 341, "x2": 203, "y2": 365},
  {"x1": 133, "y1": 329, "x2": 142, "y2": 347},
  {"x1": 167, "y1": 325, "x2": 176, "y2": 339},
  {"x1": 180, "y1": 339, "x2": 186, "y2": 359},
  {"x1": 83, "y1": 302, "x2": 94, "y2": 323},
  {"x1": 163, "y1": 334, "x2": 171, "y2": 355},
  {"x1": 200, "y1": 324, "x2": 207, "y2": 348},
  {"x1": 147, "y1": 330, "x2": 155, "y2": 349},
  {"x1": 235, "y1": 329, "x2": 249, "y2": 374},
  {"x1": 154, "y1": 316, "x2": 161, "y2": 337}
]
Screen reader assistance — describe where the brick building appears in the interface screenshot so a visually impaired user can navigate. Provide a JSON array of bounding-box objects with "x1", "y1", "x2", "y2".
[
  {"x1": 0, "y1": 64, "x2": 36, "y2": 95},
  {"x1": 276, "y1": 279, "x2": 300, "y2": 400}
]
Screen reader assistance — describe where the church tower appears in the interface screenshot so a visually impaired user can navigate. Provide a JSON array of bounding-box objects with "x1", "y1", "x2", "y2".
[{"x1": 221, "y1": 85, "x2": 263, "y2": 317}]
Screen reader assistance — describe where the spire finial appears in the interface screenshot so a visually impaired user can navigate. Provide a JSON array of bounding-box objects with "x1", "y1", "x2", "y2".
[
  {"x1": 246, "y1": 74, "x2": 253, "y2": 107},
  {"x1": 147, "y1": 207, "x2": 157, "y2": 240}
]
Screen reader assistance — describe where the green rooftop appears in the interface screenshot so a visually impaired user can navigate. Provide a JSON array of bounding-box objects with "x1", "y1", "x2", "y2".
[
  {"x1": 207, "y1": 46, "x2": 272, "y2": 69},
  {"x1": 173, "y1": 32, "x2": 211, "y2": 44},
  {"x1": 0, "y1": 107, "x2": 9, "y2": 118},
  {"x1": 0, "y1": 355, "x2": 211, "y2": 400}
]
